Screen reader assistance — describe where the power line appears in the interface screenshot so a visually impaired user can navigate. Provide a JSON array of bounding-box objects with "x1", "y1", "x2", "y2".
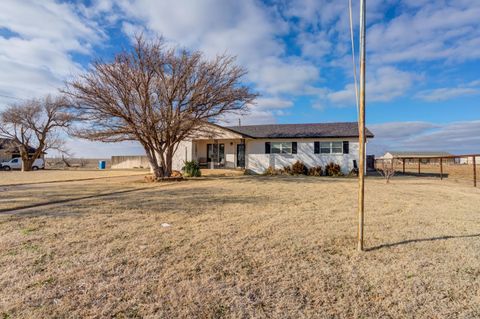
[{"x1": 349, "y1": 0, "x2": 360, "y2": 117}]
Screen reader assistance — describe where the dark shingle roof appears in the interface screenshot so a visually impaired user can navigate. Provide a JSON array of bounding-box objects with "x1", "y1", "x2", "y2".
[
  {"x1": 0, "y1": 138, "x2": 15, "y2": 151},
  {"x1": 226, "y1": 122, "x2": 374, "y2": 139},
  {"x1": 0, "y1": 138, "x2": 37, "y2": 153}
]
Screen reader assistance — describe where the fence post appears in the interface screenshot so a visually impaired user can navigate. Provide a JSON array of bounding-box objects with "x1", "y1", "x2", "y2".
[
  {"x1": 418, "y1": 158, "x2": 421, "y2": 174},
  {"x1": 402, "y1": 159, "x2": 405, "y2": 174},
  {"x1": 474, "y1": 156, "x2": 477, "y2": 187},
  {"x1": 440, "y1": 158, "x2": 443, "y2": 180}
]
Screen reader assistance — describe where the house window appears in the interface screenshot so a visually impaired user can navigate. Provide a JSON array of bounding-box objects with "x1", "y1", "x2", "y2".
[
  {"x1": 271, "y1": 142, "x2": 292, "y2": 154},
  {"x1": 332, "y1": 142, "x2": 343, "y2": 153},
  {"x1": 319, "y1": 142, "x2": 343, "y2": 154}
]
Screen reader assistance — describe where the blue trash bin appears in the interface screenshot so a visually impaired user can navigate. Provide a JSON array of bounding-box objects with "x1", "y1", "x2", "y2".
[{"x1": 98, "y1": 160, "x2": 106, "y2": 170}]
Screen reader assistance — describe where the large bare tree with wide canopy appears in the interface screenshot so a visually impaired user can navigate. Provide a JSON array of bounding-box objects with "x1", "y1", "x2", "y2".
[
  {"x1": 0, "y1": 95, "x2": 73, "y2": 171},
  {"x1": 65, "y1": 36, "x2": 256, "y2": 178}
]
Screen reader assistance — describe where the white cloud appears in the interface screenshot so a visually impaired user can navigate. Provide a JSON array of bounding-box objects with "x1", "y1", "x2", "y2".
[
  {"x1": 366, "y1": 67, "x2": 417, "y2": 102},
  {"x1": 117, "y1": 0, "x2": 286, "y2": 61},
  {"x1": 368, "y1": 1, "x2": 480, "y2": 63},
  {"x1": 369, "y1": 121, "x2": 438, "y2": 140},
  {"x1": 296, "y1": 31, "x2": 332, "y2": 59},
  {"x1": 467, "y1": 79, "x2": 480, "y2": 87},
  {"x1": 219, "y1": 109, "x2": 277, "y2": 126},
  {"x1": 255, "y1": 97, "x2": 294, "y2": 110},
  {"x1": 368, "y1": 120, "x2": 480, "y2": 155},
  {"x1": 238, "y1": 111, "x2": 278, "y2": 125},
  {"x1": 321, "y1": 66, "x2": 416, "y2": 107},
  {"x1": 284, "y1": 0, "x2": 394, "y2": 31},
  {"x1": 416, "y1": 87, "x2": 480, "y2": 102},
  {"x1": 248, "y1": 57, "x2": 320, "y2": 95},
  {"x1": 115, "y1": 0, "x2": 322, "y2": 111},
  {"x1": 218, "y1": 97, "x2": 294, "y2": 126},
  {"x1": 0, "y1": 0, "x2": 101, "y2": 47},
  {"x1": 0, "y1": 0, "x2": 103, "y2": 106}
]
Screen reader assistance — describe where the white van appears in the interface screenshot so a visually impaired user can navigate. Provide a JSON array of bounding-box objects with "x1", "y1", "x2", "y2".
[{"x1": 1, "y1": 158, "x2": 45, "y2": 171}]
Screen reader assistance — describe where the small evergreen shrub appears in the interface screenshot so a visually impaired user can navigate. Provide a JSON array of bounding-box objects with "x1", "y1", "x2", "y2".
[
  {"x1": 291, "y1": 160, "x2": 308, "y2": 175},
  {"x1": 308, "y1": 165, "x2": 323, "y2": 176},
  {"x1": 325, "y1": 162, "x2": 343, "y2": 176},
  {"x1": 182, "y1": 160, "x2": 201, "y2": 177}
]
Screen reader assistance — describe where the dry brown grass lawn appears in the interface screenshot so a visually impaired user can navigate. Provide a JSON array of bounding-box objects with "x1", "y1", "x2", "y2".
[
  {"x1": 0, "y1": 172, "x2": 479, "y2": 318},
  {"x1": 396, "y1": 163, "x2": 480, "y2": 186},
  {"x1": 0, "y1": 169, "x2": 148, "y2": 186}
]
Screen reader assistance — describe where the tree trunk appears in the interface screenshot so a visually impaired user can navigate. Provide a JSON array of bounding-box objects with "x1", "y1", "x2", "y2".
[
  {"x1": 21, "y1": 157, "x2": 34, "y2": 172},
  {"x1": 143, "y1": 145, "x2": 174, "y2": 179},
  {"x1": 152, "y1": 165, "x2": 163, "y2": 179},
  {"x1": 145, "y1": 152, "x2": 162, "y2": 179},
  {"x1": 163, "y1": 148, "x2": 173, "y2": 178}
]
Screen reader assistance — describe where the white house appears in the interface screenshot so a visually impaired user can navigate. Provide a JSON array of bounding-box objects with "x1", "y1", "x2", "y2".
[{"x1": 169, "y1": 122, "x2": 374, "y2": 174}]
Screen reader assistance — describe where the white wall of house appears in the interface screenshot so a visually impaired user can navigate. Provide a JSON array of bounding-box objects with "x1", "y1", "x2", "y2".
[
  {"x1": 225, "y1": 142, "x2": 236, "y2": 168},
  {"x1": 170, "y1": 137, "x2": 364, "y2": 174},
  {"x1": 171, "y1": 140, "x2": 193, "y2": 171},
  {"x1": 245, "y1": 138, "x2": 360, "y2": 174}
]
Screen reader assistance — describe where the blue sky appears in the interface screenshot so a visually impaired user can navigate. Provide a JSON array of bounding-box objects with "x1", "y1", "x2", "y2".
[{"x1": 0, "y1": 0, "x2": 479, "y2": 157}]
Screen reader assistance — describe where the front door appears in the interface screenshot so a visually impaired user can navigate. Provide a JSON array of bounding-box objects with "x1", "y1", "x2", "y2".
[
  {"x1": 207, "y1": 143, "x2": 225, "y2": 166},
  {"x1": 237, "y1": 144, "x2": 245, "y2": 168}
]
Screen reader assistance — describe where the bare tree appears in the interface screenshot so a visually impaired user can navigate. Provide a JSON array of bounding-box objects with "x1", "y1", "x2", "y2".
[
  {"x1": 377, "y1": 159, "x2": 396, "y2": 183},
  {"x1": 0, "y1": 95, "x2": 74, "y2": 171},
  {"x1": 65, "y1": 36, "x2": 257, "y2": 178}
]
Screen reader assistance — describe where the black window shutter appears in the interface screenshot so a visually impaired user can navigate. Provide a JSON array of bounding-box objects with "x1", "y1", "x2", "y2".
[
  {"x1": 314, "y1": 142, "x2": 320, "y2": 154},
  {"x1": 265, "y1": 142, "x2": 271, "y2": 154},
  {"x1": 343, "y1": 141, "x2": 349, "y2": 154},
  {"x1": 292, "y1": 142, "x2": 297, "y2": 154}
]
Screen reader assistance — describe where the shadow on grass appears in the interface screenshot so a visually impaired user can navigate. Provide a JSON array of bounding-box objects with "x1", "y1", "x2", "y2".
[
  {"x1": 3, "y1": 180, "x2": 269, "y2": 217},
  {"x1": 0, "y1": 187, "x2": 154, "y2": 215},
  {"x1": 0, "y1": 172, "x2": 148, "y2": 188},
  {"x1": 181, "y1": 175, "x2": 357, "y2": 186},
  {"x1": 224, "y1": 175, "x2": 357, "y2": 184},
  {"x1": 368, "y1": 170, "x2": 450, "y2": 179},
  {"x1": 398, "y1": 171, "x2": 450, "y2": 178},
  {"x1": 367, "y1": 233, "x2": 480, "y2": 251}
]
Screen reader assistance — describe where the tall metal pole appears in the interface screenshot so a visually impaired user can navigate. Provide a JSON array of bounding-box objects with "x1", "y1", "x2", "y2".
[{"x1": 357, "y1": 0, "x2": 366, "y2": 252}]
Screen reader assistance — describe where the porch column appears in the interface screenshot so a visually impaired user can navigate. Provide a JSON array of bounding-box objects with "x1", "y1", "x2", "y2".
[{"x1": 241, "y1": 138, "x2": 245, "y2": 169}]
